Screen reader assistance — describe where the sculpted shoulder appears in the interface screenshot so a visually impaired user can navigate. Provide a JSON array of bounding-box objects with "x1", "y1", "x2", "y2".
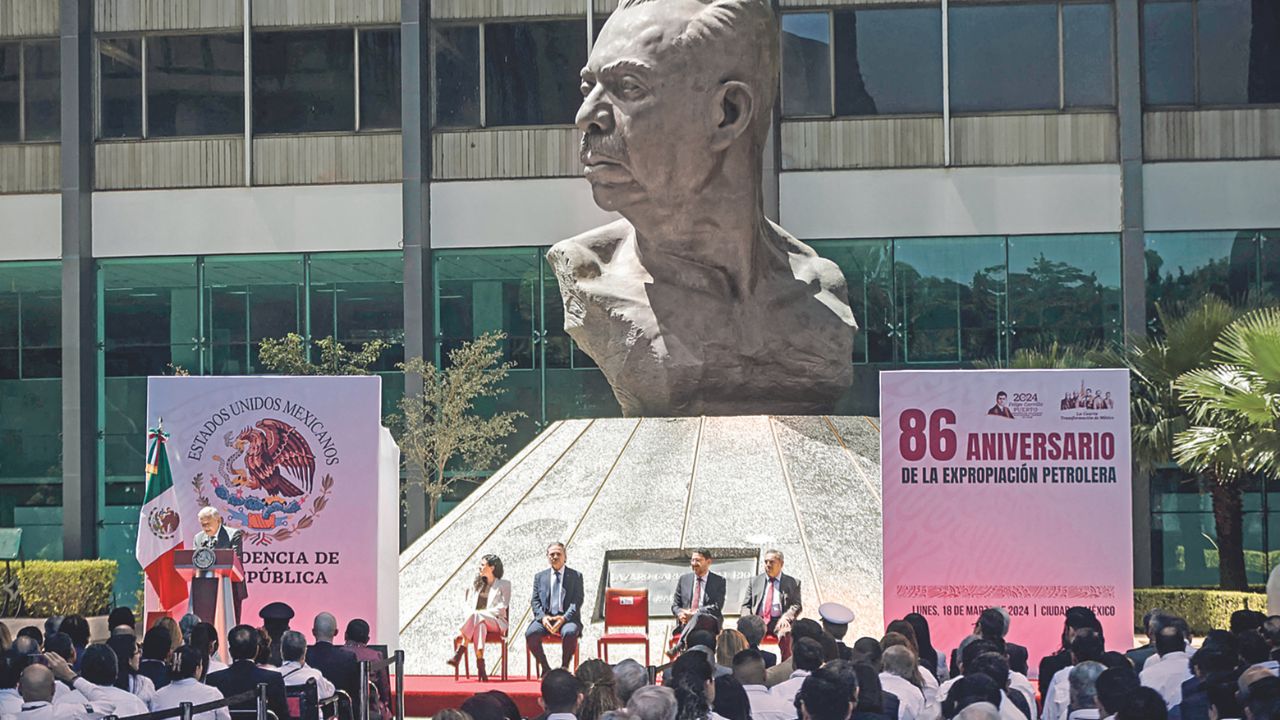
[
  {"x1": 546, "y1": 219, "x2": 632, "y2": 283},
  {"x1": 771, "y1": 221, "x2": 857, "y2": 328}
]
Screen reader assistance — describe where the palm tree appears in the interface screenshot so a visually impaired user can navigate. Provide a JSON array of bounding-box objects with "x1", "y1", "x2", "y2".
[
  {"x1": 1173, "y1": 307, "x2": 1280, "y2": 589},
  {"x1": 1122, "y1": 297, "x2": 1245, "y2": 588}
]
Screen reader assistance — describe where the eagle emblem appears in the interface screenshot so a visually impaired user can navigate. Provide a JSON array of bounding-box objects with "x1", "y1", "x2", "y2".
[
  {"x1": 232, "y1": 418, "x2": 316, "y2": 499},
  {"x1": 147, "y1": 507, "x2": 180, "y2": 540}
]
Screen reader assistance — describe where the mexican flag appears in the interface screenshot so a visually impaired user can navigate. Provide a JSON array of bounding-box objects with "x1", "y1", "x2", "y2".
[{"x1": 136, "y1": 422, "x2": 187, "y2": 612}]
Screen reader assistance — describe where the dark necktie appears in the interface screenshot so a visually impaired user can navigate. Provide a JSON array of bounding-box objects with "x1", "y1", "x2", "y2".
[
  {"x1": 692, "y1": 576, "x2": 703, "y2": 611},
  {"x1": 551, "y1": 570, "x2": 562, "y2": 615}
]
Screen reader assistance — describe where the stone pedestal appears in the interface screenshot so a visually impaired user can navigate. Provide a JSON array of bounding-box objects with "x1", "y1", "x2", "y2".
[{"x1": 398, "y1": 416, "x2": 883, "y2": 675}]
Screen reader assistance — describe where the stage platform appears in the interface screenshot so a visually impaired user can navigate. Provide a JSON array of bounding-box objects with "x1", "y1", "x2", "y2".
[{"x1": 403, "y1": 675, "x2": 542, "y2": 717}]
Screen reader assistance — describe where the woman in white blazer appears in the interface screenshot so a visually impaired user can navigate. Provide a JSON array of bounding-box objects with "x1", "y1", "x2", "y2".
[{"x1": 447, "y1": 553, "x2": 511, "y2": 681}]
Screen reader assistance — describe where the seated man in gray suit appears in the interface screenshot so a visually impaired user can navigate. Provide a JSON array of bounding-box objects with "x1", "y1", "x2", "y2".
[
  {"x1": 670, "y1": 548, "x2": 727, "y2": 653},
  {"x1": 740, "y1": 549, "x2": 802, "y2": 660},
  {"x1": 526, "y1": 542, "x2": 585, "y2": 675}
]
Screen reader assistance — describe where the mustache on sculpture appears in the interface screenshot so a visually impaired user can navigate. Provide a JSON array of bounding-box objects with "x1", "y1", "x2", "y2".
[{"x1": 581, "y1": 132, "x2": 629, "y2": 164}]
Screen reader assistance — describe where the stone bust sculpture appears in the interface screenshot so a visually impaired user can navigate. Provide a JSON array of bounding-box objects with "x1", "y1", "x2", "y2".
[{"x1": 547, "y1": 0, "x2": 857, "y2": 417}]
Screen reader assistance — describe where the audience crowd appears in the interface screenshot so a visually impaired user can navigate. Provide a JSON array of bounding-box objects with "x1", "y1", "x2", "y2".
[
  {"x1": 436, "y1": 603, "x2": 1280, "y2": 720},
  {"x1": 0, "y1": 606, "x2": 390, "y2": 720},
  {"x1": 4, "y1": 600, "x2": 1280, "y2": 720}
]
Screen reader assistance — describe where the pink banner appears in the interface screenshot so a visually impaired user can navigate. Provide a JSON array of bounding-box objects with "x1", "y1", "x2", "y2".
[
  {"x1": 880, "y1": 369, "x2": 1133, "y2": 677},
  {"x1": 146, "y1": 376, "x2": 398, "y2": 645}
]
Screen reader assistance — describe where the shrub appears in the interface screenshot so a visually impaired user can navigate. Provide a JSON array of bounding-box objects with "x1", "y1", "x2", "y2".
[
  {"x1": 1134, "y1": 588, "x2": 1268, "y2": 634},
  {"x1": 17, "y1": 560, "x2": 117, "y2": 617}
]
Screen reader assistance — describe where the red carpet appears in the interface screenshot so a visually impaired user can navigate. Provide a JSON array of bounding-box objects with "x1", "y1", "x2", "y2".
[{"x1": 403, "y1": 675, "x2": 543, "y2": 717}]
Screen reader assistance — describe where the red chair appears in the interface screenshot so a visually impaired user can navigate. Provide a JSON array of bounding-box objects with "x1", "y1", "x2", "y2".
[
  {"x1": 760, "y1": 633, "x2": 793, "y2": 661},
  {"x1": 455, "y1": 632, "x2": 510, "y2": 682},
  {"x1": 597, "y1": 588, "x2": 651, "y2": 665},
  {"x1": 527, "y1": 633, "x2": 581, "y2": 678}
]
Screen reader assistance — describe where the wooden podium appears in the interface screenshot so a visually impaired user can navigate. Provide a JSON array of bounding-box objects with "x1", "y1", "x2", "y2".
[{"x1": 175, "y1": 548, "x2": 244, "y2": 662}]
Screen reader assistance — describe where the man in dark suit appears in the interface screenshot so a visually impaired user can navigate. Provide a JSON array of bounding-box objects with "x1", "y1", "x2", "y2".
[
  {"x1": 740, "y1": 549, "x2": 802, "y2": 659},
  {"x1": 671, "y1": 548, "x2": 727, "y2": 650},
  {"x1": 308, "y1": 612, "x2": 361, "y2": 700},
  {"x1": 526, "y1": 542, "x2": 585, "y2": 675},
  {"x1": 193, "y1": 506, "x2": 248, "y2": 624},
  {"x1": 206, "y1": 624, "x2": 290, "y2": 720}
]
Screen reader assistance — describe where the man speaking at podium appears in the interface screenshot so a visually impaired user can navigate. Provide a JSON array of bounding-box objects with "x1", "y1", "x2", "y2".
[{"x1": 192, "y1": 506, "x2": 248, "y2": 624}]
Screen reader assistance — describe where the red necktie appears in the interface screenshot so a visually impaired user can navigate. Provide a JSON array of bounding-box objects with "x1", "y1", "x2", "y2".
[
  {"x1": 760, "y1": 578, "x2": 775, "y2": 620},
  {"x1": 692, "y1": 577, "x2": 702, "y2": 612}
]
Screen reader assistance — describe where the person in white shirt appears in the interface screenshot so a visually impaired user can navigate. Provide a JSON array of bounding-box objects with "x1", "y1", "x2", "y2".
[
  {"x1": 771, "y1": 638, "x2": 823, "y2": 706},
  {"x1": 880, "y1": 646, "x2": 927, "y2": 720},
  {"x1": 17, "y1": 664, "x2": 105, "y2": 720},
  {"x1": 1139, "y1": 626, "x2": 1192, "y2": 709},
  {"x1": 1042, "y1": 631, "x2": 1105, "y2": 720},
  {"x1": 42, "y1": 634, "x2": 88, "y2": 707},
  {"x1": 540, "y1": 668, "x2": 586, "y2": 720},
  {"x1": 731, "y1": 649, "x2": 797, "y2": 720},
  {"x1": 149, "y1": 646, "x2": 230, "y2": 720},
  {"x1": 447, "y1": 554, "x2": 512, "y2": 683},
  {"x1": 277, "y1": 631, "x2": 336, "y2": 700},
  {"x1": 45, "y1": 647, "x2": 149, "y2": 718},
  {"x1": 1064, "y1": 662, "x2": 1104, "y2": 720},
  {"x1": 105, "y1": 633, "x2": 156, "y2": 706},
  {"x1": 3, "y1": 637, "x2": 42, "y2": 714}
]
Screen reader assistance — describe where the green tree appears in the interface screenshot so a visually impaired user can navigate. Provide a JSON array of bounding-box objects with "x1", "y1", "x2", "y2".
[
  {"x1": 1123, "y1": 297, "x2": 1247, "y2": 588},
  {"x1": 391, "y1": 332, "x2": 524, "y2": 527},
  {"x1": 1172, "y1": 307, "x2": 1280, "y2": 586},
  {"x1": 258, "y1": 333, "x2": 390, "y2": 376}
]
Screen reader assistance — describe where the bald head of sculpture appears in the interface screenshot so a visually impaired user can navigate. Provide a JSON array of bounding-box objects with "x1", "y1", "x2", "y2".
[{"x1": 577, "y1": 0, "x2": 779, "y2": 215}]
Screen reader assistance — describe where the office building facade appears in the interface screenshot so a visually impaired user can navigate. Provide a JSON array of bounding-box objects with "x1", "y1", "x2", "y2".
[{"x1": 0, "y1": 0, "x2": 1277, "y2": 602}]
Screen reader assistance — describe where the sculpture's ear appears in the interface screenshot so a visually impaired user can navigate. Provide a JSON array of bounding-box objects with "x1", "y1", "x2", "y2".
[{"x1": 709, "y1": 80, "x2": 754, "y2": 151}]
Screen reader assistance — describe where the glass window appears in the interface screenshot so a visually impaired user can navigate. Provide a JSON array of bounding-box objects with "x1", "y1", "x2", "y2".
[
  {"x1": 435, "y1": 249, "x2": 544, "y2": 450},
  {"x1": 432, "y1": 25, "x2": 481, "y2": 128},
  {"x1": 1063, "y1": 3, "x2": 1116, "y2": 107},
  {"x1": 1197, "y1": 0, "x2": 1280, "y2": 106},
  {"x1": 0, "y1": 43, "x2": 18, "y2": 142},
  {"x1": 435, "y1": 250, "x2": 538, "y2": 370},
  {"x1": 1007, "y1": 234, "x2": 1122, "y2": 352},
  {"x1": 1262, "y1": 232, "x2": 1280, "y2": 302},
  {"x1": 810, "y1": 239, "x2": 895, "y2": 364},
  {"x1": 98, "y1": 38, "x2": 143, "y2": 139},
  {"x1": 894, "y1": 237, "x2": 1006, "y2": 363},
  {"x1": 101, "y1": 259, "x2": 201, "y2": 377},
  {"x1": 1142, "y1": 1, "x2": 1195, "y2": 105},
  {"x1": 0, "y1": 262, "x2": 64, "y2": 552},
  {"x1": 148, "y1": 34, "x2": 244, "y2": 137},
  {"x1": 359, "y1": 29, "x2": 400, "y2": 130},
  {"x1": 781, "y1": 13, "x2": 832, "y2": 117},
  {"x1": 1145, "y1": 231, "x2": 1261, "y2": 319},
  {"x1": 484, "y1": 21, "x2": 585, "y2": 127},
  {"x1": 203, "y1": 256, "x2": 305, "y2": 375},
  {"x1": 309, "y1": 252, "x2": 405, "y2": 371},
  {"x1": 949, "y1": 4, "x2": 1059, "y2": 113},
  {"x1": 253, "y1": 30, "x2": 354, "y2": 134},
  {"x1": 834, "y1": 7, "x2": 942, "y2": 116},
  {"x1": 23, "y1": 41, "x2": 60, "y2": 141}
]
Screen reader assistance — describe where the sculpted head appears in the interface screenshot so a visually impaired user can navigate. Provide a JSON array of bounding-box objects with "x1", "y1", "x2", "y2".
[{"x1": 577, "y1": 0, "x2": 779, "y2": 214}]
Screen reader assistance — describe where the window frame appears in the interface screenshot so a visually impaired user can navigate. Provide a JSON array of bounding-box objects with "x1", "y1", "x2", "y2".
[
  {"x1": 947, "y1": 0, "x2": 1117, "y2": 116},
  {"x1": 430, "y1": 15, "x2": 589, "y2": 131},
  {"x1": 0, "y1": 38, "x2": 61, "y2": 144},
  {"x1": 1140, "y1": 0, "x2": 1280, "y2": 110},
  {"x1": 779, "y1": 0, "x2": 1118, "y2": 121},
  {"x1": 90, "y1": 26, "x2": 403, "y2": 141}
]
